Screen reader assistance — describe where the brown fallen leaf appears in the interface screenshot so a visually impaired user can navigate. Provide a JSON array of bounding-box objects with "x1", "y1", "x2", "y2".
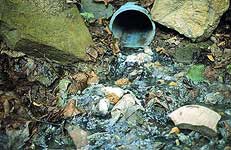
[
  {"x1": 140, "y1": 0, "x2": 154, "y2": 7},
  {"x1": 69, "y1": 73, "x2": 88, "y2": 93},
  {"x1": 111, "y1": 40, "x2": 120, "y2": 55},
  {"x1": 94, "y1": 0, "x2": 113, "y2": 5},
  {"x1": 203, "y1": 66, "x2": 218, "y2": 81},
  {"x1": 168, "y1": 81, "x2": 177, "y2": 87},
  {"x1": 155, "y1": 47, "x2": 169, "y2": 56},
  {"x1": 98, "y1": 18, "x2": 103, "y2": 25},
  {"x1": 87, "y1": 71, "x2": 99, "y2": 85},
  {"x1": 169, "y1": 105, "x2": 221, "y2": 137},
  {"x1": 207, "y1": 54, "x2": 215, "y2": 62},
  {"x1": 115, "y1": 78, "x2": 130, "y2": 87},
  {"x1": 63, "y1": 99, "x2": 81, "y2": 118},
  {"x1": 170, "y1": 127, "x2": 180, "y2": 134},
  {"x1": 86, "y1": 46, "x2": 98, "y2": 62},
  {"x1": 106, "y1": 93, "x2": 120, "y2": 104},
  {"x1": 104, "y1": 26, "x2": 112, "y2": 35}
]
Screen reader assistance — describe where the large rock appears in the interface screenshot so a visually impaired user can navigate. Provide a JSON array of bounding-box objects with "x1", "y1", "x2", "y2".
[
  {"x1": 0, "y1": 0, "x2": 93, "y2": 63},
  {"x1": 151, "y1": 0, "x2": 230, "y2": 41}
]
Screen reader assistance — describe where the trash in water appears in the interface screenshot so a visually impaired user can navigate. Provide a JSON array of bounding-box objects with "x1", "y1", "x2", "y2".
[{"x1": 109, "y1": 2, "x2": 156, "y2": 48}]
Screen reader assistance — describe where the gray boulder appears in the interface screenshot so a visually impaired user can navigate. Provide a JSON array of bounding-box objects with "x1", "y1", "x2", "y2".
[{"x1": 151, "y1": 0, "x2": 230, "y2": 41}]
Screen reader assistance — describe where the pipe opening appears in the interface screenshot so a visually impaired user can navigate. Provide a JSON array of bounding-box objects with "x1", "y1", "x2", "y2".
[{"x1": 111, "y1": 10, "x2": 154, "y2": 47}]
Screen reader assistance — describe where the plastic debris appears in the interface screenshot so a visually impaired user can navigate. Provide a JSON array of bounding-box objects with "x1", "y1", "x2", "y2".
[{"x1": 169, "y1": 105, "x2": 221, "y2": 137}]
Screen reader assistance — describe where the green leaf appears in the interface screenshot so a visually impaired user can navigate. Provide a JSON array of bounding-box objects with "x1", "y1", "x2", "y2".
[
  {"x1": 187, "y1": 64, "x2": 205, "y2": 82},
  {"x1": 80, "y1": 12, "x2": 95, "y2": 21},
  {"x1": 226, "y1": 64, "x2": 231, "y2": 75}
]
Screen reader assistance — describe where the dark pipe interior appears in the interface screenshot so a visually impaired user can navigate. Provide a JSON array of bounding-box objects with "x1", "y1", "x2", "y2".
[{"x1": 113, "y1": 10, "x2": 153, "y2": 33}]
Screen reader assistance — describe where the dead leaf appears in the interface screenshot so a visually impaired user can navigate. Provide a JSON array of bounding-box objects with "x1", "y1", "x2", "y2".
[
  {"x1": 111, "y1": 40, "x2": 120, "y2": 55},
  {"x1": 155, "y1": 98, "x2": 169, "y2": 110},
  {"x1": 69, "y1": 73, "x2": 88, "y2": 93},
  {"x1": 155, "y1": 47, "x2": 169, "y2": 56},
  {"x1": 94, "y1": 0, "x2": 113, "y2": 5},
  {"x1": 169, "y1": 81, "x2": 177, "y2": 86},
  {"x1": 203, "y1": 66, "x2": 218, "y2": 81},
  {"x1": 170, "y1": 127, "x2": 180, "y2": 134},
  {"x1": 106, "y1": 93, "x2": 120, "y2": 104},
  {"x1": 207, "y1": 54, "x2": 215, "y2": 62},
  {"x1": 63, "y1": 99, "x2": 81, "y2": 118},
  {"x1": 175, "y1": 139, "x2": 180, "y2": 146},
  {"x1": 72, "y1": 73, "x2": 88, "y2": 82},
  {"x1": 6, "y1": 121, "x2": 30, "y2": 149},
  {"x1": 140, "y1": 0, "x2": 154, "y2": 7},
  {"x1": 87, "y1": 71, "x2": 99, "y2": 85},
  {"x1": 32, "y1": 101, "x2": 43, "y2": 107},
  {"x1": 165, "y1": 36, "x2": 181, "y2": 45},
  {"x1": 218, "y1": 41, "x2": 226, "y2": 47},
  {"x1": 86, "y1": 46, "x2": 98, "y2": 61},
  {"x1": 115, "y1": 78, "x2": 130, "y2": 87},
  {"x1": 98, "y1": 18, "x2": 103, "y2": 25},
  {"x1": 104, "y1": 26, "x2": 112, "y2": 35},
  {"x1": 3, "y1": 99, "x2": 10, "y2": 118}
]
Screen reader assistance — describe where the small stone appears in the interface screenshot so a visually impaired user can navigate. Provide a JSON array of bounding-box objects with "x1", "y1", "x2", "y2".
[
  {"x1": 224, "y1": 146, "x2": 231, "y2": 150},
  {"x1": 175, "y1": 139, "x2": 180, "y2": 146},
  {"x1": 98, "y1": 98, "x2": 110, "y2": 115},
  {"x1": 102, "y1": 87, "x2": 125, "y2": 99},
  {"x1": 204, "y1": 92, "x2": 224, "y2": 104},
  {"x1": 225, "y1": 109, "x2": 231, "y2": 116},
  {"x1": 177, "y1": 133, "x2": 191, "y2": 145},
  {"x1": 66, "y1": 125, "x2": 88, "y2": 149}
]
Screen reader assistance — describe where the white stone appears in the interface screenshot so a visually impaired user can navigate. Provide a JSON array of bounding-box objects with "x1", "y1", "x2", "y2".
[
  {"x1": 102, "y1": 86, "x2": 125, "y2": 99},
  {"x1": 98, "y1": 98, "x2": 110, "y2": 115}
]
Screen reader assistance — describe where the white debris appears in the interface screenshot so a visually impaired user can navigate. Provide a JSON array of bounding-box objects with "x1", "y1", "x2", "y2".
[
  {"x1": 125, "y1": 53, "x2": 152, "y2": 65},
  {"x1": 98, "y1": 98, "x2": 110, "y2": 115},
  {"x1": 168, "y1": 105, "x2": 221, "y2": 137},
  {"x1": 144, "y1": 46, "x2": 154, "y2": 55}
]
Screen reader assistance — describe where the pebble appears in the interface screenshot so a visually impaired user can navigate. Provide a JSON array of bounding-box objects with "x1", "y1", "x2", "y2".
[
  {"x1": 204, "y1": 92, "x2": 224, "y2": 104},
  {"x1": 225, "y1": 109, "x2": 231, "y2": 116},
  {"x1": 98, "y1": 98, "x2": 110, "y2": 115},
  {"x1": 102, "y1": 86, "x2": 125, "y2": 99}
]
